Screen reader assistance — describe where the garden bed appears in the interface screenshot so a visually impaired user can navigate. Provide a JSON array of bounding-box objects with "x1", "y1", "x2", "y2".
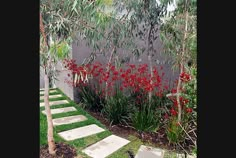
[
  {"x1": 87, "y1": 110, "x2": 193, "y2": 153},
  {"x1": 40, "y1": 142, "x2": 77, "y2": 158}
]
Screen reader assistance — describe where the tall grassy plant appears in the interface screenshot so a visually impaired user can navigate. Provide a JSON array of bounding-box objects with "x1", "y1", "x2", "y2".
[
  {"x1": 79, "y1": 85, "x2": 105, "y2": 112},
  {"x1": 102, "y1": 90, "x2": 133, "y2": 126},
  {"x1": 132, "y1": 101, "x2": 160, "y2": 133}
]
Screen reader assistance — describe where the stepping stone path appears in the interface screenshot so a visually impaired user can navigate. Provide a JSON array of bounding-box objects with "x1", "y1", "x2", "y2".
[
  {"x1": 40, "y1": 100, "x2": 69, "y2": 107},
  {"x1": 58, "y1": 124, "x2": 105, "y2": 141},
  {"x1": 52, "y1": 115, "x2": 87, "y2": 126},
  {"x1": 40, "y1": 88, "x2": 187, "y2": 158},
  {"x1": 40, "y1": 94, "x2": 63, "y2": 100},
  {"x1": 42, "y1": 107, "x2": 77, "y2": 115},
  {"x1": 82, "y1": 135, "x2": 130, "y2": 158},
  {"x1": 40, "y1": 89, "x2": 57, "y2": 95},
  {"x1": 135, "y1": 145, "x2": 165, "y2": 158}
]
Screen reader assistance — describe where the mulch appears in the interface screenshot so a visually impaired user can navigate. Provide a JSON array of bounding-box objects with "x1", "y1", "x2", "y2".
[
  {"x1": 87, "y1": 110, "x2": 194, "y2": 153},
  {"x1": 40, "y1": 142, "x2": 77, "y2": 158}
]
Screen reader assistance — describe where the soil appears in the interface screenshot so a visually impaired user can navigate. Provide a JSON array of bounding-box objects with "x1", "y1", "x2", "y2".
[
  {"x1": 87, "y1": 110, "x2": 195, "y2": 153},
  {"x1": 88, "y1": 111, "x2": 137, "y2": 138},
  {"x1": 40, "y1": 142, "x2": 77, "y2": 158}
]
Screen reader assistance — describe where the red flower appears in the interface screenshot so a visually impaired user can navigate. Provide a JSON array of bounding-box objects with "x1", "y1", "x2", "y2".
[
  {"x1": 181, "y1": 98, "x2": 189, "y2": 105},
  {"x1": 110, "y1": 65, "x2": 115, "y2": 71},
  {"x1": 112, "y1": 76, "x2": 118, "y2": 81},
  {"x1": 121, "y1": 73, "x2": 126, "y2": 78},
  {"x1": 171, "y1": 89, "x2": 177, "y2": 93},
  {"x1": 170, "y1": 108, "x2": 177, "y2": 116},
  {"x1": 126, "y1": 69, "x2": 131, "y2": 74},
  {"x1": 130, "y1": 74, "x2": 136, "y2": 80},
  {"x1": 98, "y1": 68, "x2": 104, "y2": 73},
  {"x1": 180, "y1": 72, "x2": 191, "y2": 82},
  {"x1": 113, "y1": 71, "x2": 119, "y2": 76},
  {"x1": 186, "y1": 108, "x2": 193, "y2": 113},
  {"x1": 129, "y1": 64, "x2": 136, "y2": 69}
]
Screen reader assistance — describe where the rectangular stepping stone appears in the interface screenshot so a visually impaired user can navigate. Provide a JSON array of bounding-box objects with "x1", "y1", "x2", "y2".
[
  {"x1": 40, "y1": 89, "x2": 58, "y2": 95},
  {"x1": 52, "y1": 115, "x2": 87, "y2": 126},
  {"x1": 40, "y1": 88, "x2": 56, "y2": 91},
  {"x1": 135, "y1": 145, "x2": 165, "y2": 158},
  {"x1": 82, "y1": 135, "x2": 130, "y2": 158},
  {"x1": 176, "y1": 154, "x2": 196, "y2": 158},
  {"x1": 40, "y1": 94, "x2": 63, "y2": 100},
  {"x1": 58, "y1": 124, "x2": 105, "y2": 141},
  {"x1": 42, "y1": 107, "x2": 77, "y2": 115},
  {"x1": 40, "y1": 100, "x2": 69, "y2": 107}
]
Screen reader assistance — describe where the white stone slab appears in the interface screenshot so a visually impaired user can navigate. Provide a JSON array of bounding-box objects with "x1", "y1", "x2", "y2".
[
  {"x1": 52, "y1": 115, "x2": 87, "y2": 126},
  {"x1": 82, "y1": 135, "x2": 130, "y2": 158},
  {"x1": 58, "y1": 124, "x2": 105, "y2": 141},
  {"x1": 40, "y1": 94, "x2": 63, "y2": 100},
  {"x1": 40, "y1": 100, "x2": 69, "y2": 107},
  {"x1": 40, "y1": 88, "x2": 57, "y2": 91},
  {"x1": 187, "y1": 155, "x2": 196, "y2": 158},
  {"x1": 40, "y1": 89, "x2": 57, "y2": 95},
  {"x1": 135, "y1": 145, "x2": 165, "y2": 158},
  {"x1": 176, "y1": 153, "x2": 185, "y2": 158},
  {"x1": 42, "y1": 107, "x2": 77, "y2": 115}
]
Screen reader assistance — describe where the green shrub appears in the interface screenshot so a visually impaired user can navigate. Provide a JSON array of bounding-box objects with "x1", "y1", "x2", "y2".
[
  {"x1": 132, "y1": 101, "x2": 160, "y2": 132},
  {"x1": 166, "y1": 117, "x2": 184, "y2": 144},
  {"x1": 79, "y1": 85, "x2": 104, "y2": 112},
  {"x1": 102, "y1": 90, "x2": 133, "y2": 125}
]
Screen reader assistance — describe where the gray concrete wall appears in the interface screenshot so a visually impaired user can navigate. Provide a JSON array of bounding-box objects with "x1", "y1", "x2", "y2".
[
  {"x1": 40, "y1": 32, "x2": 178, "y2": 102},
  {"x1": 40, "y1": 62, "x2": 74, "y2": 101},
  {"x1": 54, "y1": 62, "x2": 74, "y2": 100},
  {"x1": 71, "y1": 31, "x2": 179, "y2": 102},
  {"x1": 72, "y1": 32, "x2": 179, "y2": 86}
]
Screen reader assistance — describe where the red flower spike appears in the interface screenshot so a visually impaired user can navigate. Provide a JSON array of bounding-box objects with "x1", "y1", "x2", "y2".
[{"x1": 186, "y1": 108, "x2": 193, "y2": 113}]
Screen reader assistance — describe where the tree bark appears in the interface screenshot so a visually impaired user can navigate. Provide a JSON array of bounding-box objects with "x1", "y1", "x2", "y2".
[
  {"x1": 176, "y1": 0, "x2": 189, "y2": 122},
  {"x1": 105, "y1": 46, "x2": 115, "y2": 100},
  {"x1": 148, "y1": 55, "x2": 153, "y2": 105},
  {"x1": 147, "y1": 23, "x2": 154, "y2": 105},
  {"x1": 44, "y1": 74, "x2": 56, "y2": 155},
  {"x1": 40, "y1": 12, "x2": 48, "y2": 49},
  {"x1": 176, "y1": 65, "x2": 183, "y2": 122}
]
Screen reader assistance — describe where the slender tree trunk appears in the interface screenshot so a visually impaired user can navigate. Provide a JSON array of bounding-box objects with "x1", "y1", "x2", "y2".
[
  {"x1": 176, "y1": 0, "x2": 189, "y2": 122},
  {"x1": 44, "y1": 74, "x2": 56, "y2": 155},
  {"x1": 105, "y1": 47, "x2": 115, "y2": 100},
  {"x1": 41, "y1": 11, "x2": 56, "y2": 154},
  {"x1": 148, "y1": 55, "x2": 153, "y2": 105},
  {"x1": 176, "y1": 65, "x2": 183, "y2": 122},
  {"x1": 147, "y1": 23, "x2": 154, "y2": 105}
]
